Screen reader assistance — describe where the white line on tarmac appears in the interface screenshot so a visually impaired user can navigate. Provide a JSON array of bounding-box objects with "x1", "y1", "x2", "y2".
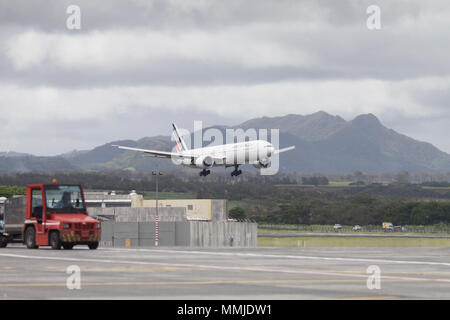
[
  {"x1": 1, "y1": 252, "x2": 449, "y2": 284},
  {"x1": 102, "y1": 247, "x2": 450, "y2": 268}
]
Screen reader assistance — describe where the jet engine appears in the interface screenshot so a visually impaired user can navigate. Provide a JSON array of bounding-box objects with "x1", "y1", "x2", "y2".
[
  {"x1": 195, "y1": 156, "x2": 214, "y2": 168},
  {"x1": 252, "y1": 157, "x2": 271, "y2": 169}
]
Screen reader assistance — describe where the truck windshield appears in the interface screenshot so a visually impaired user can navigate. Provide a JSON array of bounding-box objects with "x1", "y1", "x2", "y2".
[{"x1": 45, "y1": 185, "x2": 86, "y2": 213}]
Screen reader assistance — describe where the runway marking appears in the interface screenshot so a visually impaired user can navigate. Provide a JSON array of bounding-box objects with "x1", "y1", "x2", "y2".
[
  {"x1": 104, "y1": 248, "x2": 450, "y2": 268},
  {"x1": 320, "y1": 296, "x2": 396, "y2": 300},
  {"x1": 1, "y1": 252, "x2": 450, "y2": 285},
  {"x1": 302, "y1": 269, "x2": 450, "y2": 276},
  {"x1": 45, "y1": 265, "x2": 182, "y2": 272},
  {"x1": 0, "y1": 279, "x2": 403, "y2": 288},
  {"x1": 2, "y1": 267, "x2": 14, "y2": 270}
]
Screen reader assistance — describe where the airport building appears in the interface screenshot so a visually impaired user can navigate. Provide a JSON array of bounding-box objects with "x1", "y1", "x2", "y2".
[
  {"x1": 84, "y1": 191, "x2": 134, "y2": 208},
  {"x1": 85, "y1": 191, "x2": 227, "y2": 221},
  {"x1": 132, "y1": 198, "x2": 227, "y2": 221},
  {"x1": 86, "y1": 191, "x2": 257, "y2": 248}
]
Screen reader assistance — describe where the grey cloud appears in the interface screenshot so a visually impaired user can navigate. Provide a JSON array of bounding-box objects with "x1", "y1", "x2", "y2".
[
  {"x1": 0, "y1": 0, "x2": 436, "y2": 31},
  {"x1": 411, "y1": 87, "x2": 450, "y2": 111},
  {"x1": 0, "y1": 105, "x2": 237, "y2": 156},
  {"x1": 0, "y1": 0, "x2": 449, "y2": 155},
  {"x1": 0, "y1": 1, "x2": 449, "y2": 88},
  {"x1": 0, "y1": 0, "x2": 164, "y2": 33},
  {"x1": 1, "y1": 29, "x2": 450, "y2": 88}
]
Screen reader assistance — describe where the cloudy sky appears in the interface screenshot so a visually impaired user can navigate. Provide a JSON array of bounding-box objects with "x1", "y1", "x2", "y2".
[{"x1": 0, "y1": 0, "x2": 449, "y2": 155}]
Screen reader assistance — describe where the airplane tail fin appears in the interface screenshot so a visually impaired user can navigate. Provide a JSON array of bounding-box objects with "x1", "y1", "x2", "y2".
[{"x1": 172, "y1": 123, "x2": 189, "y2": 152}]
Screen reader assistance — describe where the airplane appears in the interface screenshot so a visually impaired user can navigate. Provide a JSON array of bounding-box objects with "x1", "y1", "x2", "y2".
[{"x1": 113, "y1": 123, "x2": 295, "y2": 177}]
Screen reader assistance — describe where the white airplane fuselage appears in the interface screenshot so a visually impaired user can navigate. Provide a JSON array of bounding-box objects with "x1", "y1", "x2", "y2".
[{"x1": 177, "y1": 140, "x2": 274, "y2": 168}]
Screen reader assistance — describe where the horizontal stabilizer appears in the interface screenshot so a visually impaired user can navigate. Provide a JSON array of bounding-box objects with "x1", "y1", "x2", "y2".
[{"x1": 274, "y1": 146, "x2": 295, "y2": 154}]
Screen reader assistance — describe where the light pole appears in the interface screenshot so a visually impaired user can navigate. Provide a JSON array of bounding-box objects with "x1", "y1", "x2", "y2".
[{"x1": 152, "y1": 166, "x2": 163, "y2": 247}]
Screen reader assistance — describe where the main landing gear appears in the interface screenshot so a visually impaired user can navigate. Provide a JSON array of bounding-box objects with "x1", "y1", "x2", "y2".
[
  {"x1": 231, "y1": 165, "x2": 242, "y2": 177},
  {"x1": 199, "y1": 169, "x2": 211, "y2": 176}
]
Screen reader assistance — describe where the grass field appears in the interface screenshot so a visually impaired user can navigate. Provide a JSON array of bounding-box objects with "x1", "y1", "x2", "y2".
[
  {"x1": 274, "y1": 181, "x2": 382, "y2": 188},
  {"x1": 259, "y1": 223, "x2": 450, "y2": 235},
  {"x1": 258, "y1": 236, "x2": 450, "y2": 247},
  {"x1": 422, "y1": 186, "x2": 450, "y2": 190}
]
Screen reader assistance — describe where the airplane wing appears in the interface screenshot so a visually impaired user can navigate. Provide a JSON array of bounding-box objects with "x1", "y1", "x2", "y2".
[
  {"x1": 112, "y1": 145, "x2": 189, "y2": 159},
  {"x1": 273, "y1": 146, "x2": 295, "y2": 154},
  {"x1": 114, "y1": 145, "x2": 229, "y2": 164}
]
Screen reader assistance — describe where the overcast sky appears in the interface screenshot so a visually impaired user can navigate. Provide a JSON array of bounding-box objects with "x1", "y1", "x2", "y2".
[{"x1": 0, "y1": 0, "x2": 449, "y2": 155}]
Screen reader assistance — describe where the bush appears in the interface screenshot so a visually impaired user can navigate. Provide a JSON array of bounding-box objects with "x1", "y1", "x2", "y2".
[
  {"x1": 229, "y1": 207, "x2": 246, "y2": 220},
  {"x1": 0, "y1": 185, "x2": 26, "y2": 198},
  {"x1": 301, "y1": 176, "x2": 329, "y2": 186}
]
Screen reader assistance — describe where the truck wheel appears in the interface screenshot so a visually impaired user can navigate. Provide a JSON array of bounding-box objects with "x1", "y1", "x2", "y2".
[
  {"x1": 0, "y1": 235, "x2": 8, "y2": 248},
  {"x1": 63, "y1": 243, "x2": 74, "y2": 250},
  {"x1": 88, "y1": 242, "x2": 99, "y2": 250},
  {"x1": 49, "y1": 231, "x2": 61, "y2": 250},
  {"x1": 25, "y1": 227, "x2": 38, "y2": 249}
]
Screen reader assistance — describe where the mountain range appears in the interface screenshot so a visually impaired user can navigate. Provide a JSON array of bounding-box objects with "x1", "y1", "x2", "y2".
[{"x1": 1, "y1": 111, "x2": 450, "y2": 174}]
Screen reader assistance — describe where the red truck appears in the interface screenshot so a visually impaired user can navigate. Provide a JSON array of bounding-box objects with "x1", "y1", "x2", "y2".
[{"x1": 0, "y1": 183, "x2": 101, "y2": 250}]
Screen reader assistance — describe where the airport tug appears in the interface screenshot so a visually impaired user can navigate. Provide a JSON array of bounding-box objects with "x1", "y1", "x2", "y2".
[{"x1": 0, "y1": 181, "x2": 101, "y2": 250}]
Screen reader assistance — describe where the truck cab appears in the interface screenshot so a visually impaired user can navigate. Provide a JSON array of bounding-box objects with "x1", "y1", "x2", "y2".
[
  {"x1": 23, "y1": 183, "x2": 101, "y2": 250},
  {"x1": 382, "y1": 222, "x2": 394, "y2": 232}
]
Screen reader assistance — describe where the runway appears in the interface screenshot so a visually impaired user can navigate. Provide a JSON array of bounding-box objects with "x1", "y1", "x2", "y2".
[{"x1": 0, "y1": 245, "x2": 449, "y2": 299}]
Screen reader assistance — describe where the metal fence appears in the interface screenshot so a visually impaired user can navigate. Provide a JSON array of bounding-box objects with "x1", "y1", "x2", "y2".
[{"x1": 259, "y1": 224, "x2": 450, "y2": 234}]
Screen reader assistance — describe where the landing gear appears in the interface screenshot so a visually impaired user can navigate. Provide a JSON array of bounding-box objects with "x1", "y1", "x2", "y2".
[
  {"x1": 231, "y1": 165, "x2": 242, "y2": 177},
  {"x1": 199, "y1": 169, "x2": 211, "y2": 176}
]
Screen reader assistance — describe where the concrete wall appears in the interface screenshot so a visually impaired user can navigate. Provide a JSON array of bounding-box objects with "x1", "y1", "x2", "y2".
[
  {"x1": 175, "y1": 221, "x2": 190, "y2": 246},
  {"x1": 93, "y1": 200, "x2": 256, "y2": 248},
  {"x1": 100, "y1": 221, "x2": 180, "y2": 247},
  {"x1": 189, "y1": 221, "x2": 257, "y2": 247},
  {"x1": 99, "y1": 220, "x2": 257, "y2": 248},
  {"x1": 211, "y1": 200, "x2": 227, "y2": 221}
]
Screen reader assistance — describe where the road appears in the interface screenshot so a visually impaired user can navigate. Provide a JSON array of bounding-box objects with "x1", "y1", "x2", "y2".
[{"x1": 0, "y1": 245, "x2": 449, "y2": 299}]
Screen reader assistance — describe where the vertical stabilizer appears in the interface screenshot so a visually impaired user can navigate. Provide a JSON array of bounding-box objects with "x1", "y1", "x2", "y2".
[{"x1": 172, "y1": 123, "x2": 189, "y2": 152}]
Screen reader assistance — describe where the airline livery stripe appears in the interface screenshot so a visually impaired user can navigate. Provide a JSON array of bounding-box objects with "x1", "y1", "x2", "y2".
[{"x1": 175, "y1": 140, "x2": 181, "y2": 152}]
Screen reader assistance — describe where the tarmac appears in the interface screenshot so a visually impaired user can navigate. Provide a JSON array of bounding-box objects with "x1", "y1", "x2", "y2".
[{"x1": 0, "y1": 245, "x2": 449, "y2": 299}]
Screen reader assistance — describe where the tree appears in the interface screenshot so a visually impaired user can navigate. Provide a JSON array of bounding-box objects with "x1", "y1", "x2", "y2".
[
  {"x1": 0, "y1": 185, "x2": 26, "y2": 198},
  {"x1": 301, "y1": 176, "x2": 329, "y2": 186},
  {"x1": 229, "y1": 207, "x2": 246, "y2": 220}
]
